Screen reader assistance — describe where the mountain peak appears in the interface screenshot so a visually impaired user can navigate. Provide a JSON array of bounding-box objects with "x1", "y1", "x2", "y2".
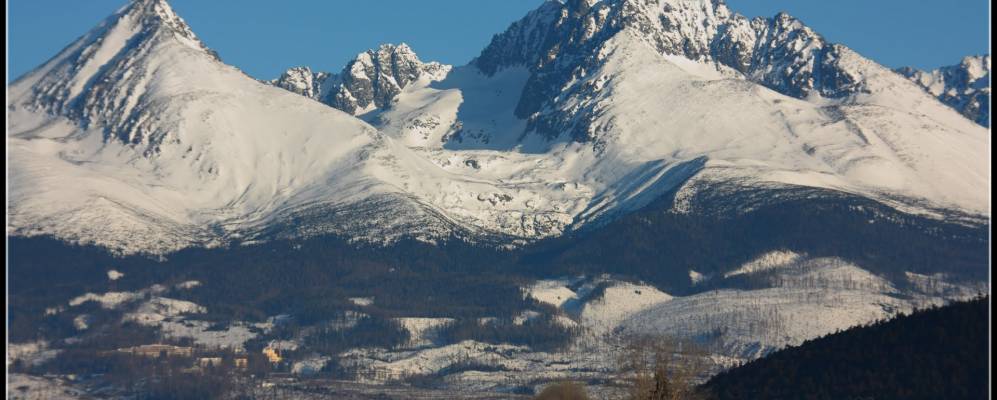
[
  {"x1": 269, "y1": 43, "x2": 450, "y2": 116},
  {"x1": 7, "y1": 0, "x2": 990, "y2": 257},
  {"x1": 8, "y1": 0, "x2": 223, "y2": 148},
  {"x1": 896, "y1": 55, "x2": 991, "y2": 126},
  {"x1": 117, "y1": 0, "x2": 214, "y2": 55}
]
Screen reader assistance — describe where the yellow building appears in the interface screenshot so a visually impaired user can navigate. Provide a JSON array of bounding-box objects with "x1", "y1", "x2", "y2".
[{"x1": 262, "y1": 347, "x2": 281, "y2": 364}]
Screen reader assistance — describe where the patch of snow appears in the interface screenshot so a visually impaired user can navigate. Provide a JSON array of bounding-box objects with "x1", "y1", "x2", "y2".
[
  {"x1": 526, "y1": 278, "x2": 583, "y2": 308},
  {"x1": 7, "y1": 342, "x2": 60, "y2": 368},
  {"x1": 124, "y1": 297, "x2": 206, "y2": 324},
  {"x1": 175, "y1": 280, "x2": 201, "y2": 290},
  {"x1": 725, "y1": 250, "x2": 805, "y2": 278},
  {"x1": 513, "y1": 310, "x2": 543, "y2": 325},
  {"x1": 292, "y1": 355, "x2": 331, "y2": 375},
  {"x1": 107, "y1": 269, "x2": 125, "y2": 280},
  {"x1": 349, "y1": 297, "x2": 375, "y2": 307},
  {"x1": 73, "y1": 315, "x2": 92, "y2": 330},
  {"x1": 576, "y1": 281, "x2": 673, "y2": 335},
  {"x1": 396, "y1": 317, "x2": 455, "y2": 348},
  {"x1": 267, "y1": 339, "x2": 300, "y2": 352},
  {"x1": 156, "y1": 320, "x2": 258, "y2": 351},
  {"x1": 8, "y1": 374, "x2": 88, "y2": 400},
  {"x1": 905, "y1": 271, "x2": 988, "y2": 297},
  {"x1": 689, "y1": 270, "x2": 707, "y2": 285},
  {"x1": 69, "y1": 291, "x2": 143, "y2": 309}
]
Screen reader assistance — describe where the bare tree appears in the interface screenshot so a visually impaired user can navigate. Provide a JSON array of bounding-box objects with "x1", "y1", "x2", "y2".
[{"x1": 616, "y1": 335, "x2": 709, "y2": 400}]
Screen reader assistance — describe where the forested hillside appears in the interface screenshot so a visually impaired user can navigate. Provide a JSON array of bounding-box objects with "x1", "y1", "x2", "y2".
[{"x1": 703, "y1": 297, "x2": 990, "y2": 399}]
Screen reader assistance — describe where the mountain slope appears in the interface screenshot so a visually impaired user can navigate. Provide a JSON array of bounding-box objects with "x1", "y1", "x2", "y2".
[
  {"x1": 8, "y1": 0, "x2": 990, "y2": 255},
  {"x1": 897, "y1": 55, "x2": 991, "y2": 127},
  {"x1": 703, "y1": 297, "x2": 989, "y2": 400},
  {"x1": 446, "y1": 0, "x2": 989, "y2": 218},
  {"x1": 270, "y1": 44, "x2": 451, "y2": 116},
  {"x1": 6, "y1": 0, "x2": 465, "y2": 253}
]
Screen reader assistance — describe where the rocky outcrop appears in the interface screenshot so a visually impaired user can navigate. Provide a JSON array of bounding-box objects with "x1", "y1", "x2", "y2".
[
  {"x1": 897, "y1": 55, "x2": 991, "y2": 126},
  {"x1": 270, "y1": 44, "x2": 450, "y2": 115}
]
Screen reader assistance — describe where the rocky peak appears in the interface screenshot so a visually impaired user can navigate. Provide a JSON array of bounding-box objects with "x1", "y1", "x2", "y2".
[
  {"x1": 9, "y1": 0, "x2": 223, "y2": 150},
  {"x1": 469, "y1": 0, "x2": 899, "y2": 146},
  {"x1": 269, "y1": 43, "x2": 450, "y2": 116},
  {"x1": 118, "y1": 0, "x2": 215, "y2": 56},
  {"x1": 331, "y1": 43, "x2": 425, "y2": 114},
  {"x1": 270, "y1": 66, "x2": 329, "y2": 99},
  {"x1": 896, "y1": 55, "x2": 991, "y2": 126}
]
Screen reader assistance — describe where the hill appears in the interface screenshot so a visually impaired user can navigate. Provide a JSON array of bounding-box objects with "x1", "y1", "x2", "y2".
[{"x1": 703, "y1": 297, "x2": 990, "y2": 399}]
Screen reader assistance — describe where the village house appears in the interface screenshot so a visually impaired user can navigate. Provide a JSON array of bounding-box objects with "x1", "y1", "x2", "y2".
[{"x1": 263, "y1": 347, "x2": 282, "y2": 364}]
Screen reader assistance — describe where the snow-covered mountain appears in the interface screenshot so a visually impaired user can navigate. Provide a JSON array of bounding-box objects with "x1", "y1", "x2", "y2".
[
  {"x1": 8, "y1": 0, "x2": 990, "y2": 255},
  {"x1": 896, "y1": 55, "x2": 991, "y2": 127},
  {"x1": 269, "y1": 44, "x2": 451, "y2": 116},
  {"x1": 7, "y1": 0, "x2": 470, "y2": 253}
]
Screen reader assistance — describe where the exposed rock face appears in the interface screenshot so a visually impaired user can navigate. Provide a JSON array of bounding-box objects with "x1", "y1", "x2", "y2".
[
  {"x1": 897, "y1": 55, "x2": 991, "y2": 127},
  {"x1": 270, "y1": 44, "x2": 450, "y2": 115},
  {"x1": 7, "y1": 0, "x2": 989, "y2": 256},
  {"x1": 11, "y1": 0, "x2": 222, "y2": 149},
  {"x1": 270, "y1": 66, "x2": 329, "y2": 99},
  {"x1": 470, "y1": 0, "x2": 890, "y2": 143}
]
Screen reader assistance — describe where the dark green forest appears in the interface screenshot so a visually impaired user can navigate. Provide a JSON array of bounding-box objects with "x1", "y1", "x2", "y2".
[
  {"x1": 6, "y1": 184, "x2": 992, "y2": 399},
  {"x1": 9, "y1": 185, "x2": 989, "y2": 346},
  {"x1": 703, "y1": 297, "x2": 990, "y2": 400}
]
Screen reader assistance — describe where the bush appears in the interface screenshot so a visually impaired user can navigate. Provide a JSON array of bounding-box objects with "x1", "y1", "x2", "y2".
[{"x1": 534, "y1": 381, "x2": 590, "y2": 400}]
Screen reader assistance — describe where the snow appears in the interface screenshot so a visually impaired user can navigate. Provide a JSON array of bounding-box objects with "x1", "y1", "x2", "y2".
[
  {"x1": 5, "y1": 1, "x2": 990, "y2": 394},
  {"x1": 603, "y1": 257, "x2": 966, "y2": 358},
  {"x1": 59, "y1": 279, "x2": 263, "y2": 350},
  {"x1": 174, "y1": 280, "x2": 201, "y2": 289},
  {"x1": 267, "y1": 339, "x2": 300, "y2": 352},
  {"x1": 688, "y1": 270, "x2": 707, "y2": 285},
  {"x1": 124, "y1": 297, "x2": 207, "y2": 324},
  {"x1": 292, "y1": 355, "x2": 331, "y2": 375},
  {"x1": 524, "y1": 257, "x2": 983, "y2": 362},
  {"x1": 8, "y1": 374, "x2": 89, "y2": 400},
  {"x1": 73, "y1": 315, "x2": 92, "y2": 330},
  {"x1": 905, "y1": 271, "x2": 988, "y2": 298},
  {"x1": 67, "y1": 279, "x2": 199, "y2": 310},
  {"x1": 343, "y1": 340, "x2": 533, "y2": 380},
  {"x1": 724, "y1": 250, "x2": 803, "y2": 278},
  {"x1": 107, "y1": 269, "x2": 125, "y2": 280},
  {"x1": 7, "y1": 342, "x2": 60, "y2": 368},
  {"x1": 526, "y1": 277, "x2": 583, "y2": 308},
  {"x1": 157, "y1": 320, "x2": 258, "y2": 350},
  {"x1": 6, "y1": 0, "x2": 989, "y2": 255},
  {"x1": 576, "y1": 281, "x2": 673, "y2": 335},
  {"x1": 396, "y1": 317, "x2": 455, "y2": 348},
  {"x1": 108, "y1": 293, "x2": 261, "y2": 349},
  {"x1": 7, "y1": 0, "x2": 385, "y2": 254},
  {"x1": 618, "y1": 286, "x2": 906, "y2": 358},
  {"x1": 348, "y1": 297, "x2": 375, "y2": 307},
  {"x1": 276, "y1": 264, "x2": 982, "y2": 391},
  {"x1": 68, "y1": 291, "x2": 145, "y2": 309},
  {"x1": 897, "y1": 55, "x2": 990, "y2": 125}
]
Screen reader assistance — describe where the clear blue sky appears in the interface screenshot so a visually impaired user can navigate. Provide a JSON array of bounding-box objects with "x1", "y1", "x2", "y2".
[{"x1": 8, "y1": 0, "x2": 990, "y2": 82}]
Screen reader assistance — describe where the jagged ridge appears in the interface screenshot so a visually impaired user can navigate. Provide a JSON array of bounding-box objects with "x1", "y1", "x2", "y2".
[
  {"x1": 6, "y1": 0, "x2": 990, "y2": 255},
  {"x1": 896, "y1": 55, "x2": 991, "y2": 127},
  {"x1": 270, "y1": 44, "x2": 450, "y2": 115}
]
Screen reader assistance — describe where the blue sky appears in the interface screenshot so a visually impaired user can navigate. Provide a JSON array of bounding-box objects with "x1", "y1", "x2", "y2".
[{"x1": 8, "y1": 0, "x2": 990, "y2": 82}]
